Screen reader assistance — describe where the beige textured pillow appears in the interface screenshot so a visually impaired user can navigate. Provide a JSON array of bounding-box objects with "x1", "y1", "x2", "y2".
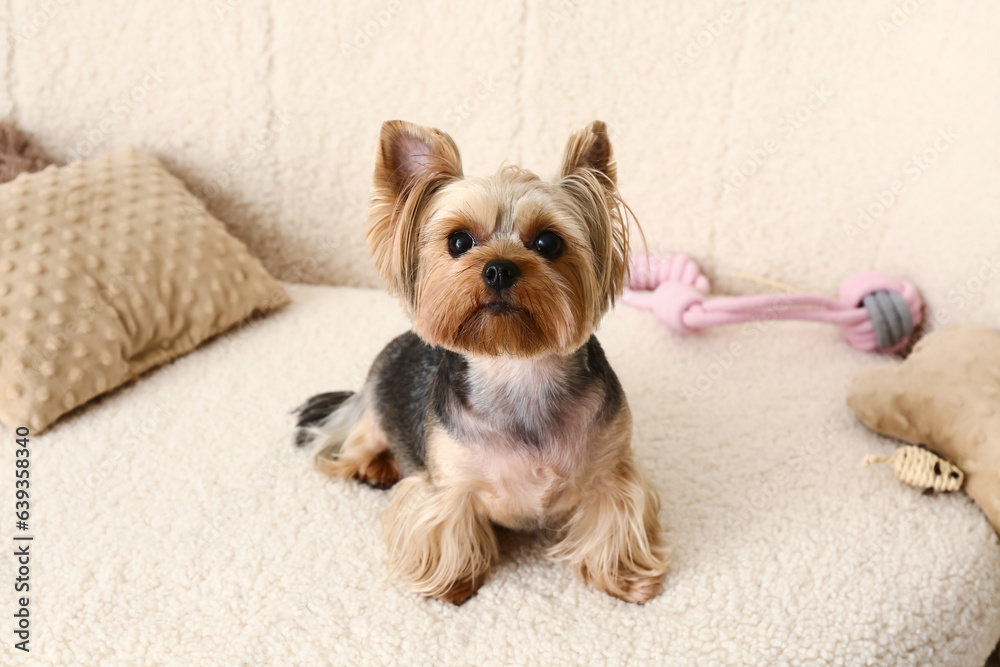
[{"x1": 0, "y1": 146, "x2": 290, "y2": 432}]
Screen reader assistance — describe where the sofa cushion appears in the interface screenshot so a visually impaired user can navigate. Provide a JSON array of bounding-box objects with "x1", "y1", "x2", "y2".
[
  {"x1": 15, "y1": 284, "x2": 1000, "y2": 665},
  {"x1": 0, "y1": 147, "x2": 289, "y2": 432}
]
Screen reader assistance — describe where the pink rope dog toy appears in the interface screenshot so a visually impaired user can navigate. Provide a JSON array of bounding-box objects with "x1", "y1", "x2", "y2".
[{"x1": 621, "y1": 254, "x2": 924, "y2": 353}]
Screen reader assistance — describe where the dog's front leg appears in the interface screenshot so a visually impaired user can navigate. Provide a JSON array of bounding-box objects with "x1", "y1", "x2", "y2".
[
  {"x1": 382, "y1": 471, "x2": 497, "y2": 604},
  {"x1": 549, "y1": 440, "x2": 669, "y2": 604}
]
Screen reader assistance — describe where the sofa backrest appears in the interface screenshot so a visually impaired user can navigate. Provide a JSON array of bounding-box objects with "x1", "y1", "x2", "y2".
[{"x1": 3, "y1": 0, "x2": 998, "y2": 328}]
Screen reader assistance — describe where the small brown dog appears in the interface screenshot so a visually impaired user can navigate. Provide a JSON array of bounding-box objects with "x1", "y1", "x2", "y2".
[{"x1": 295, "y1": 120, "x2": 668, "y2": 604}]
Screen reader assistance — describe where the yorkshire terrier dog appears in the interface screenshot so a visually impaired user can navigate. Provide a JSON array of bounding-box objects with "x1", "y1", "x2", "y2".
[{"x1": 294, "y1": 120, "x2": 668, "y2": 604}]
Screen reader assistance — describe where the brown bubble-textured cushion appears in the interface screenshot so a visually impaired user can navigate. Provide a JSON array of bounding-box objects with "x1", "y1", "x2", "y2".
[{"x1": 0, "y1": 146, "x2": 290, "y2": 432}]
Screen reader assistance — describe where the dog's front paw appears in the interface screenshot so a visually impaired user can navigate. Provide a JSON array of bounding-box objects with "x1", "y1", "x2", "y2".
[
  {"x1": 430, "y1": 576, "x2": 483, "y2": 605},
  {"x1": 606, "y1": 567, "x2": 667, "y2": 605},
  {"x1": 578, "y1": 558, "x2": 668, "y2": 605}
]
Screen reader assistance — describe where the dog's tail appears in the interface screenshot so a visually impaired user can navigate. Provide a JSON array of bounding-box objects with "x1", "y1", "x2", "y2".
[{"x1": 292, "y1": 391, "x2": 366, "y2": 463}]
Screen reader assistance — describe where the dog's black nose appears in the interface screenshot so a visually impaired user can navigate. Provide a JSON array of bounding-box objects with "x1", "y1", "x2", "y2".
[{"x1": 483, "y1": 260, "x2": 520, "y2": 291}]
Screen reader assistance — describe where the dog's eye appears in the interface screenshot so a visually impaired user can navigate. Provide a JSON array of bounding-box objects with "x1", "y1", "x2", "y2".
[
  {"x1": 448, "y1": 231, "x2": 475, "y2": 257},
  {"x1": 533, "y1": 231, "x2": 563, "y2": 259}
]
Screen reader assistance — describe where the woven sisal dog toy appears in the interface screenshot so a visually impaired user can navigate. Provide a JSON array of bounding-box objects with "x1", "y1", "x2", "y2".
[
  {"x1": 622, "y1": 254, "x2": 924, "y2": 353},
  {"x1": 863, "y1": 446, "x2": 965, "y2": 493}
]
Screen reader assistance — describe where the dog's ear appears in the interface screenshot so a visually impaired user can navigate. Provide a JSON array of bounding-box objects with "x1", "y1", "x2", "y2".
[
  {"x1": 373, "y1": 120, "x2": 463, "y2": 196},
  {"x1": 368, "y1": 121, "x2": 463, "y2": 304},
  {"x1": 559, "y1": 122, "x2": 632, "y2": 315},
  {"x1": 559, "y1": 120, "x2": 617, "y2": 187}
]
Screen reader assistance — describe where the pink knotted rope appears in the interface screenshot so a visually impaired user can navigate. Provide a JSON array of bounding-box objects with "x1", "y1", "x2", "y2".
[{"x1": 622, "y1": 254, "x2": 924, "y2": 353}]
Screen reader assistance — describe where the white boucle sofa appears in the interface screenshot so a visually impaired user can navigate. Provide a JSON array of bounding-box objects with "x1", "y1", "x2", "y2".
[{"x1": 2, "y1": 1, "x2": 999, "y2": 665}]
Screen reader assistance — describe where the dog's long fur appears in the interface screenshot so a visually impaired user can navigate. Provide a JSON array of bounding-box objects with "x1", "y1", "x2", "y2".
[{"x1": 294, "y1": 120, "x2": 668, "y2": 604}]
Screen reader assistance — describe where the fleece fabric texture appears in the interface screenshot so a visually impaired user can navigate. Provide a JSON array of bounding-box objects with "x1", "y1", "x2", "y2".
[
  {"x1": 2, "y1": 0, "x2": 999, "y2": 324},
  {"x1": 1, "y1": 285, "x2": 998, "y2": 666}
]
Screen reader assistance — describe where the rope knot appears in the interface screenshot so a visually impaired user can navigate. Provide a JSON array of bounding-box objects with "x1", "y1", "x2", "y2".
[{"x1": 838, "y1": 272, "x2": 923, "y2": 352}]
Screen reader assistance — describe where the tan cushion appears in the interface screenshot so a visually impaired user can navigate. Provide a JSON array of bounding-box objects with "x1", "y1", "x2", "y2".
[{"x1": 0, "y1": 146, "x2": 290, "y2": 432}]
